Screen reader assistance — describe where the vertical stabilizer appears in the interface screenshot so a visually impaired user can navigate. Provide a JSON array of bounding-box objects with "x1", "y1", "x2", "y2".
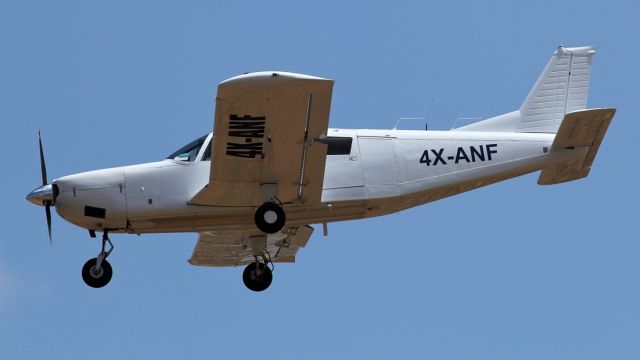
[
  {"x1": 455, "y1": 46, "x2": 596, "y2": 134},
  {"x1": 517, "y1": 46, "x2": 595, "y2": 133}
]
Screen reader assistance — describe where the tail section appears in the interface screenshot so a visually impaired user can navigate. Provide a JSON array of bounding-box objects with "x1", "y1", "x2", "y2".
[
  {"x1": 456, "y1": 46, "x2": 596, "y2": 133},
  {"x1": 453, "y1": 46, "x2": 616, "y2": 185},
  {"x1": 518, "y1": 46, "x2": 595, "y2": 133}
]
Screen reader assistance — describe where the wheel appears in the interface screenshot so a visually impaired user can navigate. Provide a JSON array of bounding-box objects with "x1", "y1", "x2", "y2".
[
  {"x1": 242, "y1": 262, "x2": 273, "y2": 292},
  {"x1": 254, "y1": 202, "x2": 286, "y2": 234},
  {"x1": 81, "y1": 257, "x2": 113, "y2": 288}
]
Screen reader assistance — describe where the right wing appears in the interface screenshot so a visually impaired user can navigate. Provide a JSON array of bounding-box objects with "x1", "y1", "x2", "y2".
[{"x1": 188, "y1": 225, "x2": 314, "y2": 267}]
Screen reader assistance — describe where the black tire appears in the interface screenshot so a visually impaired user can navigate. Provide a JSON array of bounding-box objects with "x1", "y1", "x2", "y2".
[
  {"x1": 242, "y1": 262, "x2": 273, "y2": 292},
  {"x1": 254, "y1": 202, "x2": 286, "y2": 234},
  {"x1": 81, "y1": 257, "x2": 113, "y2": 288}
]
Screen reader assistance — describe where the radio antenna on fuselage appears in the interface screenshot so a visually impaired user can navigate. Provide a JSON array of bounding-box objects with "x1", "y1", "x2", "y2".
[{"x1": 425, "y1": 97, "x2": 434, "y2": 130}]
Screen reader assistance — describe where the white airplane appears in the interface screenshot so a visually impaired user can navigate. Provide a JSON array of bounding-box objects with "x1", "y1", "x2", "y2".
[{"x1": 27, "y1": 46, "x2": 615, "y2": 291}]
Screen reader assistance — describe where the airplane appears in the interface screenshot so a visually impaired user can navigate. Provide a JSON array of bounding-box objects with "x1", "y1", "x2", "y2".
[{"x1": 26, "y1": 45, "x2": 616, "y2": 292}]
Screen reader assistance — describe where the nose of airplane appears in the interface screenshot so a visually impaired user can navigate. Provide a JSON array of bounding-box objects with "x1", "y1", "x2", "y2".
[
  {"x1": 26, "y1": 183, "x2": 59, "y2": 206},
  {"x1": 52, "y1": 167, "x2": 128, "y2": 231}
]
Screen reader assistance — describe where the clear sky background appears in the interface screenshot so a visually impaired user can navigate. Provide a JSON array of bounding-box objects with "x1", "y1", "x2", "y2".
[{"x1": 1, "y1": 1, "x2": 639, "y2": 359}]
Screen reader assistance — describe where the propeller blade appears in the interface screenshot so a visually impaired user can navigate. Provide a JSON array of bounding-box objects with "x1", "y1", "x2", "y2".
[
  {"x1": 38, "y1": 131, "x2": 48, "y2": 186},
  {"x1": 39, "y1": 132, "x2": 52, "y2": 244},
  {"x1": 45, "y1": 201, "x2": 52, "y2": 244}
]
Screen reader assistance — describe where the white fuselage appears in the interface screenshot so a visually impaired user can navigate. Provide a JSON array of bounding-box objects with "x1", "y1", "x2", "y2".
[{"x1": 52, "y1": 128, "x2": 581, "y2": 234}]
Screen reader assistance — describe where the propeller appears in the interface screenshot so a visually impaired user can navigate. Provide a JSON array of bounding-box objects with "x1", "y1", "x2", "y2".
[{"x1": 38, "y1": 131, "x2": 53, "y2": 244}]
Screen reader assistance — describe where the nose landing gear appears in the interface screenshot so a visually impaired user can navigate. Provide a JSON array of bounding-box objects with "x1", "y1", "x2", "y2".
[{"x1": 81, "y1": 231, "x2": 114, "y2": 288}]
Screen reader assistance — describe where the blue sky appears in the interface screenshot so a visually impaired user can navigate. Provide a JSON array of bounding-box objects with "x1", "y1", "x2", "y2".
[{"x1": 1, "y1": 1, "x2": 639, "y2": 358}]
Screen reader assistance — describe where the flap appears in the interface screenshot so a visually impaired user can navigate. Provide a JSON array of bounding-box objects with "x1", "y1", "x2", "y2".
[{"x1": 188, "y1": 225, "x2": 314, "y2": 267}]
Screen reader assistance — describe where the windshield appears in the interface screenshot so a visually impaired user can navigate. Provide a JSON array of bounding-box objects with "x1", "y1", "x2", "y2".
[
  {"x1": 202, "y1": 138, "x2": 212, "y2": 161},
  {"x1": 166, "y1": 135, "x2": 208, "y2": 161}
]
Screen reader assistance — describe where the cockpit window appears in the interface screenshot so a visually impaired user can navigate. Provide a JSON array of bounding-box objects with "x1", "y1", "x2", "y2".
[{"x1": 166, "y1": 135, "x2": 208, "y2": 162}]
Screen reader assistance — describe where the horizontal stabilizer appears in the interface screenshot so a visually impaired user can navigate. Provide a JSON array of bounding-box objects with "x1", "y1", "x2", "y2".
[{"x1": 538, "y1": 108, "x2": 616, "y2": 185}]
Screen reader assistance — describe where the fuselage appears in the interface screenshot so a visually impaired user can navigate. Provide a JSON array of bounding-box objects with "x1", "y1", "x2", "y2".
[
  {"x1": 48, "y1": 128, "x2": 582, "y2": 235},
  {"x1": 23, "y1": 47, "x2": 611, "y2": 292}
]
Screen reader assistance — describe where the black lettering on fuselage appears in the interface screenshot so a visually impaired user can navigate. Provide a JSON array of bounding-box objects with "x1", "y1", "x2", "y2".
[
  {"x1": 470, "y1": 146, "x2": 485, "y2": 162},
  {"x1": 454, "y1": 147, "x2": 470, "y2": 164},
  {"x1": 419, "y1": 144, "x2": 498, "y2": 166},
  {"x1": 486, "y1": 144, "x2": 498, "y2": 161},
  {"x1": 431, "y1": 148, "x2": 447, "y2": 165}
]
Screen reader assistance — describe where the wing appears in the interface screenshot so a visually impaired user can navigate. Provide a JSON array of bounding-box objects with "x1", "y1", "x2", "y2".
[
  {"x1": 188, "y1": 225, "x2": 314, "y2": 267},
  {"x1": 190, "y1": 71, "x2": 334, "y2": 206}
]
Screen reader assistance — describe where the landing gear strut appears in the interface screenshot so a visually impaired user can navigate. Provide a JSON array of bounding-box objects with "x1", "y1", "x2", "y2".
[
  {"x1": 254, "y1": 202, "x2": 286, "y2": 234},
  {"x1": 248, "y1": 188, "x2": 284, "y2": 290},
  {"x1": 81, "y1": 231, "x2": 113, "y2": 288}
]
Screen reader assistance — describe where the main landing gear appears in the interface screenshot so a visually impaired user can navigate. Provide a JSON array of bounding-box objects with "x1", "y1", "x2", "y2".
[
  {"x1": 242, "y1": 258, "x2": 273, "y2": 292},
  {"x1": 241, "y1": 234, "x2": 275, "y2": 292},
  {"x1": 245, "y1": 191, "x2": 286, "y2": 291},
  {"x1": 254, "y1": 201, "x2": 286, "y2": 234},
  {"x1": 81, "y1": 231, "x2": 113, "y2": 288}
]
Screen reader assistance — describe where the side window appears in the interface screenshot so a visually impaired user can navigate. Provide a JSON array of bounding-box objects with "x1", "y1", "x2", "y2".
[{"x1": 322, "y1": 136, "x2": 353, "y2": 155}]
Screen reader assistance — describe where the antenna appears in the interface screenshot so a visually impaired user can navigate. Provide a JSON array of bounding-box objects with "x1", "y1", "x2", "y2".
[{"x1": 425, "y1": 98, "x2": 434, "y2": 130}]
